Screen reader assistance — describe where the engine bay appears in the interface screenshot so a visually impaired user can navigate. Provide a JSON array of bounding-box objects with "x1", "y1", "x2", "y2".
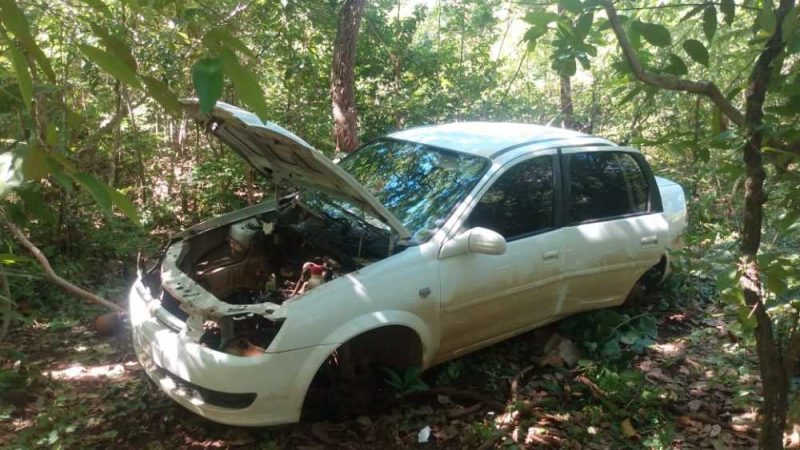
[{"x1": 151, "y1": 195, "x2": 400, "y2": 356}]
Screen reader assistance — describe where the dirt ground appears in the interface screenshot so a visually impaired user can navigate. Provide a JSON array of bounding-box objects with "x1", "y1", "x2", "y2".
[{"x1": 1, "y1": 286, "x2": 763, "y2": 449}]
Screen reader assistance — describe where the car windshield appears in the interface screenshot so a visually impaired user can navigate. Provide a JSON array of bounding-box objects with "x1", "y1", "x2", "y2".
[{"x1": 336, "y1": 139, "x2": 489, "y2": 241}]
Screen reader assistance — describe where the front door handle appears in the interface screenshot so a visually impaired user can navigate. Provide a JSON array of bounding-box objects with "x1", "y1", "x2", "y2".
[
  {"x1": 543, "y1": 250, "x2": 560, "y2": 261},
  {"x1": 641, "y1": 236, "x2": 659, "y2": 246}
]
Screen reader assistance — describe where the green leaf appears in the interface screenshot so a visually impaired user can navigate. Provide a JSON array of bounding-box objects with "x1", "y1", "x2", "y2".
[
  {"x1": 703, "y1": 6, "x2": 717, "y2": 42},
  {"x1": 600, "y1": 339, "x2": 622, "y2": 358},
  {"x1": 220, "y1": 48, "x2": 268, "y2": 122},
  {"x1": 524, "y1": 26, "x2": 548, "y2": 49},
  {"x1": 681, "y1": 4, "x2": 706, "y2": 21},
  {"x1": 107, "y1": 188, "x2": 139, "y2": 224},
  {"x1": 7, "y1": 43, "x2": 32, "y2": 114},
  {"x1": 141, "y1": 76, "x2": 182, "y2": 116},
  {"x1": 78, "y1": 44, "x2": 142, "y2": 89},
  {"x1": 720, "y1": 0, "x2": 735, "y2": 25},
  {"x1": 0, "y1": 0, "x2": 32, "y2": 44},
  {"x1": 203, "y1": 28, "x2": 256, "y2": 59},
  {"x1": 683, "y1": 39, "x2": 709, "y2": 66},
  {"x1": 191, "y1": 56, "x2": 224, "y2": 114},
  {"x1": 617, "y1": 86, "x2": 642, "y2": 106},
  {"x1": 89, "y1": 23, "x2": 137, "y2": 71},
  {"x1": 759, "y1": 0, "x2": 776, "y2": 33},
  {"x1": 45, "y1": 123, "x2": 58, "y2": 147},
  {"x1": 17, "y1": 188, "x2": 52, "y2": 222},
  {"x1": 551, "y1": 53, "x2": 577, "y2": 77},
  {"x1": 782, "y1": 7, "x2": 799, "y2": 43},
  {"x1": 712, "y1": 107, "x2": 724, "y2": 133},
  {"x1": 22, "y1": 142, "x2": 49, "y2": 181},
  {"x1": 52, "y1": 172, "x2": 74, "y2": 192},
  {"x1": 573, "y1": 12, "x2": 594, "y2": 42},
  {"x1": 523, "y1": 11, "x2": 561, "y2": 28},
  {"x1": 82, "y1": 0, "x2": 111, "y2": 17},
  {"x1": 74, "y1": 173, "x2": 112, "y2": 216},
  {"x1": 737, "y1": 305, "x2": 757, "y2": 330},
  {"x1": 664, "y1": 53, "x2": 688, "y2": 76},
  {"x1": 632, "y1": 21, "x2": 672, "y2": 47},
  {"x1": 558, "y1": 0, "x2": 582, "y2": 14},
  {"x1": 0, "y1": 0, "x2": 56, "y2": 82}
]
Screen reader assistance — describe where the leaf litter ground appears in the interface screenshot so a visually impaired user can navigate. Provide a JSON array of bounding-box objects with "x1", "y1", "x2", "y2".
[{"x1": 0, "y1": 278, "x2": 763, "y2": 449}]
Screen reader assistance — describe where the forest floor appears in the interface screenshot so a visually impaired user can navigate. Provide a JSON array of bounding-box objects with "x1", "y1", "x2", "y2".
[{"x1": 1, "y1": 275, "x2": 765, "y2": 449}]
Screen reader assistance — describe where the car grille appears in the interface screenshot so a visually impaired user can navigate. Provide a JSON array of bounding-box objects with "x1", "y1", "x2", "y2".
[{"x1": 160, "y1": 290, "x2": 189, "y2": 321}]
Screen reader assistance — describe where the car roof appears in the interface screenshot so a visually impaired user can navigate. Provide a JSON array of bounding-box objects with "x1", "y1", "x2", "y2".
[{"x1": 387, "y1": 121, "x2": 613, "y2": 158}]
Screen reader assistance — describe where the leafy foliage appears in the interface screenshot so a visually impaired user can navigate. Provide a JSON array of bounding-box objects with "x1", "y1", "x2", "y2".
[
  {"x1": 559, "y1": 310, "x2": 658, "y2": 361},
  {"x1": 382, "y1": 366, "x2": 429, "y2": 394}
]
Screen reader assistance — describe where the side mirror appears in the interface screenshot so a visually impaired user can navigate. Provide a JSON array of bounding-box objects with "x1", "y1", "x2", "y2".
[{"x1": 439, "y1": 227, "x2": 507, "y2": 259}]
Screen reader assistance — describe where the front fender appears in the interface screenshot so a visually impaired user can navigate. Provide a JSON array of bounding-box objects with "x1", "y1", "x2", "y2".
[{"x1": 318, "y1": 310, "x2": 436, "y2": 368}]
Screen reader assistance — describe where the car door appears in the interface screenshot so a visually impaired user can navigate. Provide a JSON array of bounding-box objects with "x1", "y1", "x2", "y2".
[
  {"x1": 559, "y1": 148, "x2": 669, "y2": 314},
  {"x1": 437, "y1": 152, "x2": 565, "y2": 358}
]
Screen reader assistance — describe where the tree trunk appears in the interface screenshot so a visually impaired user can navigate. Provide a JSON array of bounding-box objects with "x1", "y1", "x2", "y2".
[
  {"x1": 602, "y1": 2, "x2": 795, "y2": 444},
  {"x1": 0, "y1": 264, "x2": 11, "y2": 341},
  {"x1": 559, "y1": 74, "x2": 576, "y2": 129},
  {"x1": 740, "y1": 4, "x2": 793, "y2": 447},
  {"x1": 331, "y1": 0, "x2": 365, "y2": 155}
]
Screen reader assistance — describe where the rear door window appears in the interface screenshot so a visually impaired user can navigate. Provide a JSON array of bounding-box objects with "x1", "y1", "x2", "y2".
[{"x1": 566, "y1": 151, "x2": 650, "y2": 223}]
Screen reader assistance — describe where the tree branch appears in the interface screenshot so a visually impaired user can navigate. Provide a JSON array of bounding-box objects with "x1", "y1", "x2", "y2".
[
  {"x1": 0, "y1": 210, "x2": 124, "y2": 313},
  {"x1": 603, "y1": 0, "x2": 745, "y2": 128},
  {"x1": 76, "y1": 98, "x2": 144, "y2": 155}
]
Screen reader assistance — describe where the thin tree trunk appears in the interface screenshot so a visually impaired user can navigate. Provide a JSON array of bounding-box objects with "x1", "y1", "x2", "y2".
[
  {"x1": 0, "y1": 264, "x2": 11, "y2": 341},
  {"x1": 559, "y1": 74, "x2": 575, "y2": 129},
  {"x1": 587, "y1": 81, "x2": 599, "y2": 134},
  {"x1": 331, "y1": 0, "x2": 365, "y2": 155}
]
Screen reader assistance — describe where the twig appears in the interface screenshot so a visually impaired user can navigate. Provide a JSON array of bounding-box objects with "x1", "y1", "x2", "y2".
[
  {"x1": 510, "y1": 365, "x2": 533, "y2": 403},
  {"x1": 410, "y1": 387, "x2": 506, "y2": 411},
  {"x1": 0, "y1": 209, "x2": 124, "y2": 313},
  {"x1": 446, "y1": 402, "x2": 483, "y2": 419},
  {"x1": 575, "y1": 375, "x2": 606, "y2": 400}
]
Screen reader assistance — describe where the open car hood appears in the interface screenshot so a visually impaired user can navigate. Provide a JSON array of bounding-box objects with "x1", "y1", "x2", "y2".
[{"x1": 183, "y1": 99, "x2": 411, "y2": 239}]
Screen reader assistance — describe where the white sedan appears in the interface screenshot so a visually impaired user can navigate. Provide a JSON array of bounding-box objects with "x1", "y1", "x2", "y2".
[{"x1": 129, "y1": 100, "x2": 687, "y2": 426}]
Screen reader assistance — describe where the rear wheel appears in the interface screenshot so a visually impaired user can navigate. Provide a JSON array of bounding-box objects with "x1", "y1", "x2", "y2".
[{"x1": 624, "y1": 256, "x2": 668, "y2": 306}]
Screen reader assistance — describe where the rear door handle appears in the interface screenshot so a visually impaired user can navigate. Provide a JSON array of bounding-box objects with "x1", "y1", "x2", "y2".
[
  {"x1": 641, "y1": 236, "x2": 659, "y2": 246},
  {"x1": 543, "y1": 250, "x2": 560, "y2": 261}
]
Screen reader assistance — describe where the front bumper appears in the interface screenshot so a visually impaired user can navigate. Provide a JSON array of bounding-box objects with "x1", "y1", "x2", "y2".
[{"x1": 129, "y1": 279, "x2": 335, "y2": 426}]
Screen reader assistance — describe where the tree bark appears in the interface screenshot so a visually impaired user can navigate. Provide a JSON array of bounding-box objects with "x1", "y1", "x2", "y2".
[
  {"x1": 0, "y1": 264, "x2": 11, "y2": 341},
  {"x1": 739, "y1": 2, "x2": 795, "y2": 447},
  {"x1": 559, "y1": 74, "x2": 576, "y2": 129},
  {"x1": 331, "y1": 0, "x2": 365, "y2": 155},
  {"x1": 602, "y1": 1, "x2": 795, "y2": 447}
]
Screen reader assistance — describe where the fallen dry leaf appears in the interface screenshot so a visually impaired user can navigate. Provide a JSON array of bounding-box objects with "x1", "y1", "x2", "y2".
[{"x1": 621, "y1": 419, "x2": 637, "y2": 438}]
